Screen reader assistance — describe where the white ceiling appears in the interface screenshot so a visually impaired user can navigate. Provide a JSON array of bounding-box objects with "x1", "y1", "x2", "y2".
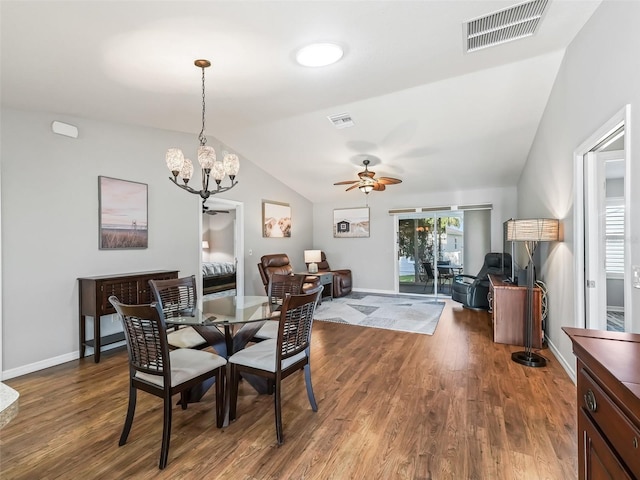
[{"x1": 1, "y1": 1, "x2": 601, "y2": 203}]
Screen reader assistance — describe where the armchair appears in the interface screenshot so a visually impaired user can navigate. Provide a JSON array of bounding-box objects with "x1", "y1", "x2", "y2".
[
  {"x1": 257, "y1": 253, "x2": 319, "y2": 294},
  {"x1": 305, "y1": 251, "x2": 352, "y2": 298},
  {"x1": 451, "y1": 252, "x2": 511, "y2": 310}
]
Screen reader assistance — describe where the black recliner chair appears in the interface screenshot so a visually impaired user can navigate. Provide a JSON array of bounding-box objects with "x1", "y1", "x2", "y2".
[{"x1": 451, "y1": 252, "x2": 512, "y2": 310}]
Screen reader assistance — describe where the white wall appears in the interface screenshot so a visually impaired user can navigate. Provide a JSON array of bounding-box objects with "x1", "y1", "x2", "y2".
[
  {"x1": 313, "y1": 186, "x2": 517, "y2": 292},
  {"x1": 517, "y1": 1, "x2": 640, "y2": 370},
  {"x1": 1, "y1": 108, "x2": 313, "y2": 377},
  {"x1": 203, "y1": 211, "x2": 235, "y2": 264}
]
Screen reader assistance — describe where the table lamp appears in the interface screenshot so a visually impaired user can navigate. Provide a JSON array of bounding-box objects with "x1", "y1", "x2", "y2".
[
  {"x1": 304, "y1": 250, "x2": 322, "y2": 274},
  {"x1": 506, "y1": 218, "x2": 559, "y2": 367}
]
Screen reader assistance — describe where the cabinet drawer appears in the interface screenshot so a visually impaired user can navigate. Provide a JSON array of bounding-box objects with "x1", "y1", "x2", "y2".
[
  {"x1": 578, "y1": 367, "x2": 640, "y2": 475},
  {"x1": 100, "y1": 280, "x2": 139, "y2": 313},
  {"x1": 579, "y1": 408, "x2": 633, "y2": 479}
]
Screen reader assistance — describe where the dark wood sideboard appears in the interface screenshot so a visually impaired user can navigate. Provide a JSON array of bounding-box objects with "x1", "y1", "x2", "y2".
[
  {"x1": 563, "y1": 327, "x2": 640, "y2": 479},
  {"x1": 488, "y1": 274, "x2": 543, "y2": 348},
  {"x1": 78, "y1": 270, "x2": 179, "y2": 363}
]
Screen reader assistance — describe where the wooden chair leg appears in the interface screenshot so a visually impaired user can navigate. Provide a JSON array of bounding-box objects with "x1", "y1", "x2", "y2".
[
  {"x1": 274, "y1": 376, "x2": 283, "y2": 445},
  {"x1": 119, "y1": 385, "x2": 137, "y2": 446},
  {"x1": 304, "y1": 363, "x2": 318, "y2": 411},
  {"x1": 159, "y1": 393, "x2": 172, "y2": 469},
  {"x1": 215, "y1": 368, "x2": 225, "y2": 428},
  {"x1": 229, "y1": 364, "x2": 239, "y2": 421}
]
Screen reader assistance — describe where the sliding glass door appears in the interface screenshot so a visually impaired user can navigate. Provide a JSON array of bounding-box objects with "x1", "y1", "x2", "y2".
[{"x1": 397, "y1": 211, "x2": 464, "y2": 296}]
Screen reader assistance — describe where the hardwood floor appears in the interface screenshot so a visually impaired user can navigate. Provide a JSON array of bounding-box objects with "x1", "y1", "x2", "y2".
[{"x1": 0, "y1": 299, "x2": 577, "y2": 479}]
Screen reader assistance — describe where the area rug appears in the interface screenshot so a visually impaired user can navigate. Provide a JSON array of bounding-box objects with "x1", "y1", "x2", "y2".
[{"x1": 314, "y1": 292, "x2": 445, "y2": 335}]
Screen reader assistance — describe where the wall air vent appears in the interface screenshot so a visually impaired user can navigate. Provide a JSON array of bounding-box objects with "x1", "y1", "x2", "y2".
[
  {"x1": 464, "y1": 0, "x2": 548, "y2": 53},
  {"x1": 328, "y1": 113, "x2": 354, "y2": 129}
]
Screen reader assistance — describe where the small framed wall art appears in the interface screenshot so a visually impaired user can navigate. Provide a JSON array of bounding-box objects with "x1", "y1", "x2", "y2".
[
  {"x1": 333, "y1": 207, "x2": 370, "y2": 238},
  {"x1": 262, "y1": 200, "x2": 291, "y2": 237},
  {"x1": 98, "y1": 176, "x2": 148, "y2": 249}
]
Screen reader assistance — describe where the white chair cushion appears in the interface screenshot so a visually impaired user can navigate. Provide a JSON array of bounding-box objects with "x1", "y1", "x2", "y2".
[
  {"x1": 136, "y1": 348, "x2": 226, "y2": 388},
  {"x1": 228, "y1": 338, "x2": 306, "y2": 373},
  {"x1": 166, "y1": 326, "x2": 207, "y2": 349},
  {"x1": 253, "y1": 320, "x2": 279, "y2": 340}
]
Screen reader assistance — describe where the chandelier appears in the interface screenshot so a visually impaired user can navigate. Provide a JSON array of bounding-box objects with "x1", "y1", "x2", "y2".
[{"x1": 165, "y1": 59, "x2": 239, "y2": 203}]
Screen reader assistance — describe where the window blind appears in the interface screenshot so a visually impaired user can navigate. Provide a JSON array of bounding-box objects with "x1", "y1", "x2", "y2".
[{"x1": 605, "y1": 201, "x2": 624, "y2": 275}]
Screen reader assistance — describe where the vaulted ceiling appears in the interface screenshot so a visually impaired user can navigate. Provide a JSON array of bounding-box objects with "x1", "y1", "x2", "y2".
[{"x1": 0, "y1": 1, "x2": 601, "y2": 203}]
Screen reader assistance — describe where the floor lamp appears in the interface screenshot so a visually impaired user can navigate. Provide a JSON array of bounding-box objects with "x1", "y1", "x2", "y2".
[{"x1": 506, "y1": 218, "x2": 559, "y2": 367}]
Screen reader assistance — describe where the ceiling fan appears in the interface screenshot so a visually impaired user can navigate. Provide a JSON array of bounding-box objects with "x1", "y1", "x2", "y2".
[
  {"x1": 202, "y1": 203, "x2": 230, "y2": 216},
  {"x1": 334, "y1": 159, "x2": 402, "y2": 194}
]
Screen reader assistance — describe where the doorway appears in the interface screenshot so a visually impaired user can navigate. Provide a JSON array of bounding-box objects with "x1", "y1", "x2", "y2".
[
  {"x1": 575, "y1": 106, "x2": 632, "y2": 332},
  {"x1": 201, "y1": 198, "x2": 245, "y2": 299}
]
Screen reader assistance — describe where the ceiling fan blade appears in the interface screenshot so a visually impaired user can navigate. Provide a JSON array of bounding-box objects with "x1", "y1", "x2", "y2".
[
  {"x1": 334, "y1": 180, "x2": 358, "y2": 185},
  {"x1": 377, "y1": 177, "x2": 402, "y2": 185},
  {"x1": 345, "y1": 184, "x2": 360, "y2": 192},
  {"x1": 372, "y1": 183, "x2": 386, "y2": 191}
]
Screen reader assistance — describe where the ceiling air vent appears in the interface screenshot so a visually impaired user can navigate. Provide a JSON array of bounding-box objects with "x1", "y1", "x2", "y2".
[
  {"x1": 464, "y1": 0, "x2": 548, "y2": 53},
  {"x1": 328, "y1": 112, "x2": 354, "y2": 129}
]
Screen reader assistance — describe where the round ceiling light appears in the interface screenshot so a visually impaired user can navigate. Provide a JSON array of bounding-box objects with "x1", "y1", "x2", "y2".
[{"x1": 295, "y1": 43, "x2": 344, "y2": 67}]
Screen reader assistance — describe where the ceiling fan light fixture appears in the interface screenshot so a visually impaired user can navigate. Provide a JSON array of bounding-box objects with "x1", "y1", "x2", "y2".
[
  {"x1": 296, "y1": 43, "x2": 343, "y2": 67},
  {"x1": 359, "y1": 184, "x2": 374, "y2": 194}
]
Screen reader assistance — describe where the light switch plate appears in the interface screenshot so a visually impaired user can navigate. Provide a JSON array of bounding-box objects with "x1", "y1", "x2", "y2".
[{"x1": 633, "y1": 265, "x2": 640, "y2": 289}]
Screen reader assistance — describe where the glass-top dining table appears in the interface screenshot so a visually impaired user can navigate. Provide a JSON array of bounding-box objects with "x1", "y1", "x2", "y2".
[{"x1": 165, "y1": 295, "x2": 279, "y2": 401}]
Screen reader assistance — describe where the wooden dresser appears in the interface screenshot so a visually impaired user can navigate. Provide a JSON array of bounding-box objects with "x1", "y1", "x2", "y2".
[
  {"x1": 78, "y1": 270, "x2": 179, "y2": 363},
  {"x1": 488, "y1": 274, "x2": 542, "y2": 348},
  {"x1": 563, "y1": 327, "x2": 640, "y2": 479}
]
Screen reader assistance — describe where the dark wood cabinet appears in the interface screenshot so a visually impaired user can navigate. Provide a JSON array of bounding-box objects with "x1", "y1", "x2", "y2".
[
  {"x1": 563, "y1": 328, "x2": 640, "y2": 480},
  {"x1": 78, "y1": 270, "x2": 179, "y2": 363},
  {"x1": 488, "y1": 274, "x2": 542, "y2": 348}
]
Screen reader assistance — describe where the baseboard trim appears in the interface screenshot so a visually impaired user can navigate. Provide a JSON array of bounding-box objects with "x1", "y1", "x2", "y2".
[
  {"x1": 547, "y1": 336, "x2": 576, "y2": 384},
  {"x1": 1, "y1": 341, "x2": 125, "y2": 380}
]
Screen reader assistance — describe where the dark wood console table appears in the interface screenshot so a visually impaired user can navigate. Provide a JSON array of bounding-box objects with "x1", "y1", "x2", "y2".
[
  {"x1": 488, "y1": 274, "x2": 542, "y2": 348},
  {"x1": 78, "y1": 270, "x2": 179, "y2": 363},
  {"x1": 563, "y1": 328, "x2": 640, "y2": 479}
]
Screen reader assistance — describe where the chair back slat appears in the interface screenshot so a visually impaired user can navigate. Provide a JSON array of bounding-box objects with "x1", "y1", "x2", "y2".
[
  {"x1": 277, "y1": 286, "x2": 322, "y2": 361},
  {"x1": 149, "y1": 276, "x2": 197, "y2": 318},
  {"x1": 268, "y1": 273, "x2": 305, "y2": 308},
  {"x1": 109, "y1": 296, "x2": 170, "y2": 379}
]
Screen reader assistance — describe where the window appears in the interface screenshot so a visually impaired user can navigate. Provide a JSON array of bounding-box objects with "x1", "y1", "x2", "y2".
[{"x1": 605, "y1": 198, "x2": 624, "y2": 276}]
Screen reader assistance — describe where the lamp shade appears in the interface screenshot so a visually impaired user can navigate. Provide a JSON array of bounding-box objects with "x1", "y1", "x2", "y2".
[
  {"x1": 304, "y1": 250, "x2": 322, "y2": 264},
  {"x1": 506, "y1": 218, "x2": 559, "y2": 242},
  {"x1": 202, "y1": 241, "x2": 209, "y2": 249}
]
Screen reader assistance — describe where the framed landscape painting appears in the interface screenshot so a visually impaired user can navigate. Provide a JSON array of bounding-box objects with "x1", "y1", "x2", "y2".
[
  {"x1": 333, "y1": 207, "x2": 370, "y2": 238},
  {"x1": 262, "y1": 200, "x2": 291, "y2": 237},
  {"x1": 98, "y1": 176, "x2": 148, "y2": 249}
]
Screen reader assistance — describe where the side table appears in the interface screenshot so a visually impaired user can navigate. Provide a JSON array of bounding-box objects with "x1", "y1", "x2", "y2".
[
  {"x1": 300, "y1": 271, "x2": 333, "y2": 302},
  {"x1": 78, "y1": 270, "x2": 179, "y2": 362}
]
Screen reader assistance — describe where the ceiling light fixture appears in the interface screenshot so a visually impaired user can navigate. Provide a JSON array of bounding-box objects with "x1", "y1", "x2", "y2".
[
  {"x1": 165, "y1": 59, "x2": 239, "y2": 205},
  {"x1": 295, "y1": 43, "x2": 343, "y2": 67}
]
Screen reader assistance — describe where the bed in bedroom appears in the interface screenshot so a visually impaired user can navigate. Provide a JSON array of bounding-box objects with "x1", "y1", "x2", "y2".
[{"x1": 202, "y1": 261, "x2": 236, "y2": 295}]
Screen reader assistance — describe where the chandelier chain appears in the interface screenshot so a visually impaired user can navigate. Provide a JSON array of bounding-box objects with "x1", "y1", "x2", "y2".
[{"x1": 199, "y1": 65, "x2": 207, "y2": 146}]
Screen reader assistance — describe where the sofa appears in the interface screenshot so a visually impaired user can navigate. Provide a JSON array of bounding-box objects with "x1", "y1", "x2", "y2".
[
  {"x1": 451, "y1": 252, "x2": 511, "y2": 310},
  {"x1": 257, "y1": 253, "x2": 320, "y2": 294}
]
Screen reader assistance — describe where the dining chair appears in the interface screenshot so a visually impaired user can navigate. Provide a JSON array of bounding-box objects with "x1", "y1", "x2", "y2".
[
  {"x1": 109, "y1": 296, "x2": 227, "y2": 470},
  {"x1": 422, "y1": 262, "x2": 435, "y2": 292},
  {"x1": 229, "y1": 286, "x2": 323, "y2": 444},
  {"x1": 149, "y1": 275, "x2": 208, "y2": 350},
  {"x1": 437, "y1": 261, "x2": 454, "y2": 292},
  {"x1": 253, "y1": 273, "x2": 305, "y2": 341}
]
